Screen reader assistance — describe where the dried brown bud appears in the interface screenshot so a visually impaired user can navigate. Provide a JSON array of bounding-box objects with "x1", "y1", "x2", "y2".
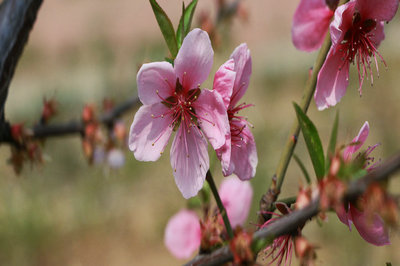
[
  {"x1": 82, "y1": 104, "x2": 96, "y2": 123},
  {"x1": 229, "y1": 228, "x2": 254, "y2": 265},
  {"x1": 294, "y1": 236, "x2": 317, "y2": 266}
]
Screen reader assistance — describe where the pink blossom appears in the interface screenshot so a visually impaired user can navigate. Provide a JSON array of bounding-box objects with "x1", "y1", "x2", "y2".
[
  {"x1": 336, "y1": 121, "x2": 389, "y2": 246},
  {"x1": 164, "y1": 209, "x2": 201, "y2": 259},
  {"x1": 292, "y1": 0, "x2": 336, "y2": 51},
  {"x1": 129, "y1": 29, "x2": 230, "y2": 198},
  {"x1": 214, "y1": 43, "x2": 258, "y2": 180},
  {"x1": 219, "y1": 176, "x2": 253, "y2": 228},
  {"x1": 315, "y1": 0, "x2": 399, "y2": 110}
]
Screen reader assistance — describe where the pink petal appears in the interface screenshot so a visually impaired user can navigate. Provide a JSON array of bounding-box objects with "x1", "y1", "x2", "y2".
[
  {"x1": 194, "y1": 89, "x2": 230, "y2": 150},
  {"x1": 229, "y1": 121, "x2": 257, "y2": 181},
  {"x1": 174, "y1": 29, "x2": 213, "y2": 91},
  {"x1": 219, "y1": 176, "x2": 253, "y2": 228},
  {"x1": 164, "y1": 209, "x2": 201, "y2": 259},
  {"x1": 213, "y1": 59, "x2": 235, "y2": 109},
  {"x1": 314, "y1": 46, "x2": 350, "y2": 110},
  {"x1": 129, "y1": 103, "x2": 173, "y2": 161},
  {"x1": 170, "y1": 124, "x2": 209, "y2": 199},
  {"x1": 292, "y1": 0, "x2": 334, "y2": 52},
  {"x1": 370, "y1": 21, "x2": 385, "y2": 48},
  {"x1": 343, "y1": 121, "x2": 369, "y2": 161},
  {"x1": 330, "y1": 1, "x2": 356, "y2": 46},
  {"x1": 335, "y1": 203, "x2": 352, "y2": 230},
  {"x1": 137, "y1": 62, "x2": 176, "y2": 105},
  {"x1": 350, "y1": 205, "x2": 390, "y2": 246},
  {"x1": 229, "y1": 43, "x2": 252, "y2": 108},
  {"x1": 356, "y1": 0, "x2": 399, "y2": 22},
  {"x1": 216, "y1": 137, "x2": 233, "y2": 177}
]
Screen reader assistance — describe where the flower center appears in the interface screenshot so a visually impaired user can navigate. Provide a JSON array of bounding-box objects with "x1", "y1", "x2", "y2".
[
  {"x1": 339, "y1": 12, "x2": 386, "y2": 94},
  {"x1": 228, "y1": 102, "x2": 254, "y2": 146},
  {"x1": 156, "y1": 78, "x2": 201, "y2": 131}
]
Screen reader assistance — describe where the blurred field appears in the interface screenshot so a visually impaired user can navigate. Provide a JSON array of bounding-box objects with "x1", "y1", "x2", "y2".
[{"x1": 0, "y1": 0, "x2": 400, "y2": 265}]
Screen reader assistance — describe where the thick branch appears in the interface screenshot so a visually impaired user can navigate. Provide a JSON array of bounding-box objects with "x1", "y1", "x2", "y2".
[
  {"x1": 186, "y1": 152, "x2": 400, "y2": 266},
  {"x1": 0, "y1": 0, "x2": 43, "y2": 117}
]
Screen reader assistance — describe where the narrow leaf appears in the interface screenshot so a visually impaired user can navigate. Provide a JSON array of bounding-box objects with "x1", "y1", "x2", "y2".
[
  {"x1": 149, "y1": 0, "x2": 178, "y2": 58},
  {"x1": 325, "y1": 111, "x2": 339, "y2": 173},
  {"x1": 293, "y1": 153, "x2": 311, "y2": 184},
  {"x1": 176, "y1": 0, "x2": 198, "y2": 48},
  {"x1": 176, "y1": 2, "x2": 186, "y2": 48},
  {"x1": 294, "y1": 103, "x2": 325, "y2": 180}
]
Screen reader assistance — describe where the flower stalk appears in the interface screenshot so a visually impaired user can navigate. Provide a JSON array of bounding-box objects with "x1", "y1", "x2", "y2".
[{"x1": 206, "y1": 170, "x2": 234, "y2": 239}]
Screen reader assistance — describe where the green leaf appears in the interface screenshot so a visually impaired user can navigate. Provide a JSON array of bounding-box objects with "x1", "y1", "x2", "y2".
[
  {"x1": 149, "y1": 0, "x2": 178, "y2": 58},
  {"x1": 325, "y1": 111, "x2": 339, "y2": 174},
  {"x1": 293, "y1": 153, "x2": 311, "y2": 184},
  {"x1": 176, "y1": 0, "x2": 198, "y2": 48},
  {"x1": 294, "y1": 103, "x2": 325, "y2": 180}
]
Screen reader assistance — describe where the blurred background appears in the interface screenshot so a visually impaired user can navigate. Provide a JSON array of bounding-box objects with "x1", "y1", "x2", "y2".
[{"x1": 0, "y1": 0, "x2": 399, "y2": 265}]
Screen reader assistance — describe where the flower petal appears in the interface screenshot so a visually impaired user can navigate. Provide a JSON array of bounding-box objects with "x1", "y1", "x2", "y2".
[
  {"x1": 356, "y1": 0, "x2": 399, "y2": 22},
  {"x1": 137, "y1": 62, "x2": 176, "y2": 105},
  {"x1": 343, "y1": 121, "x2": 369, "y2": 161},
  {"x1": 129, "y1": 103, "x2": 173, "y2": 161},
  {"x1": 174, "y1": 28, "x2": 213, "y2": 91},
  {"x1": 314, "y1": 46, "x2": 350, "y2": 110},
  {"x1": 194, "y1": 89, "x2": 230, "y2": 150},
  {"x1": 229, "y1": 121, "x2": 257, "y2": 180},
  {"x1": 164, "y1": 209, "x2": 201, "y2": 259},
  {"x1": 219, "y1": 176, "x2": 253, "y2": 228},
  {"x1": 370, "y1": 21, "x2": 385, "y2": 48},
  {"x1": 170, "y1": 124, "x2": 209, "y2": 199},
  {"x1": 229, "y1": 43, "x2": 252, "y2": 108},
  {"x1": 335, "y1": 203, "x2": 352, "y2": 230},
  {"x1": 350, "y1": 205, "x2": 390, "y2": 246},
  {"x1": 216, "y1": 136, "x2": 233, "y2": 177},
  {"x1": 330, "y1": 1, "x2": 356, "y2": 46},
  {"x1": 292, "y1": 0, "x2": 334, "y2": 52},
  {"x1": 213, "y1": 59, "x2": 235, "y2": 109}
]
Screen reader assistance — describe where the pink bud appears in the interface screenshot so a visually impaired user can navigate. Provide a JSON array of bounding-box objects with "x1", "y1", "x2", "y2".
[{"x1": 164, "y1": 210, "x2": 201, "y2": 259}]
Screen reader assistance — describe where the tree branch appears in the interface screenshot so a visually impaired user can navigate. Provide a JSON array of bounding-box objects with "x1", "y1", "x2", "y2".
[
  {"x1": 185, "y1": 152, "x2": 400, "y2": 266},
  {"x1": 0, "y1": 0, "x2": 43, "y2": 118},
  {"x1": 32, "y1": 96, "x2": 140, "y2": 139}
]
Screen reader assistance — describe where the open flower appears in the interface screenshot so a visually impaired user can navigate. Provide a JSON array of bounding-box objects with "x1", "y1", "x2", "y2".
[
  {"x1": 213, "y1": 43, "x2": 258, "y2": 180},
  {"x1": 292, "y1": 0, "x2": 337, "y2": 51},
  {"x1": 336, "y1": 121, "x2": 390, "y2": 246},
  {"x1": 164, "y1": 176, "x2": 253, "y2": 259},
  {"x1": 315, "y1": 0, "x2": 399, "y2": 110},
  {"x1": 129, "y1": 29, "x2": 230, "y2": 198}
]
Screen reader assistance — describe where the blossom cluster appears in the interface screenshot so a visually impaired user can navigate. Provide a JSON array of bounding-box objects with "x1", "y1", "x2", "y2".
[{"x1": 129, "y1": 28, "x2": 257, "y2": 199}]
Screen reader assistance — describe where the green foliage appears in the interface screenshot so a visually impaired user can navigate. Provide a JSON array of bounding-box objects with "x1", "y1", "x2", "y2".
[
  {"x1": 176, "y1": 0, "x2": 198, "y2": 48},
  {"x1": 294, "y1": 103, "x2": 325, "y2": 180},
  {"x1": 325, "y1": 111, "x2": 339, "y2": 174},
  {"x1": 149, "y1": 0, "x2": 179, "y2": 58}
]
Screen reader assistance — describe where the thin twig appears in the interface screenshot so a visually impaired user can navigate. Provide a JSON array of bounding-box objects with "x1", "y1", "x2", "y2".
[
  {"x1": 31, "y1": 96, "x2": 140, "y2": 139},
  {"x1": 206, "y1": 170, "x2": 234, "y2": 239}
]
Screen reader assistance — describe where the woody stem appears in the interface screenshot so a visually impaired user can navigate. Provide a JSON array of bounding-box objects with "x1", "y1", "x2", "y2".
[{"x1": 206, "y1": 170, "x2": 234, "y2": 239}]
